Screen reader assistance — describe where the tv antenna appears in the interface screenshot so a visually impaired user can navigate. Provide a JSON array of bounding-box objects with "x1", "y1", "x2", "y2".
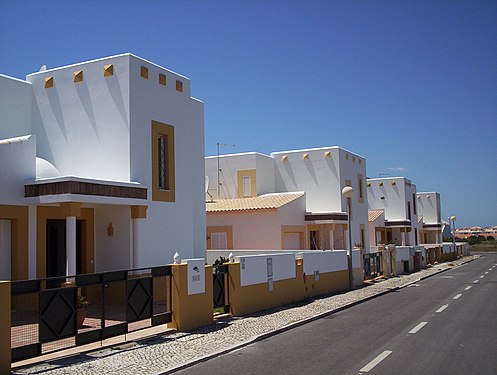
[{"x1": 217, "y1": 142, "x2": 235, "y2": 198}]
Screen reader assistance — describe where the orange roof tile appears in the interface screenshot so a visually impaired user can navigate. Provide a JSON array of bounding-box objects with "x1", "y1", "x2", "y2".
[
  {"x1": 368, "y1": 209, "x2": 384, "y2": 222},
  {"x1": 206, "y1": 192, "x2": 304, "y2": 213}
]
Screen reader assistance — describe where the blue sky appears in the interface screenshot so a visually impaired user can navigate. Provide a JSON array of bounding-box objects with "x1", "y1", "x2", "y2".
[{"x1": 1, "y1": 0, "x2": 496, "y2": 227}]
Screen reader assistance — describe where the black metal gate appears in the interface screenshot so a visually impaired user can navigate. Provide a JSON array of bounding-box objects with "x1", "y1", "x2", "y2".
[
  {"x1": 11, "y1": 266, "x2": 172, "y2": 362},
  {"x1": 213, "y1": 265, "x2": 229, "y2": 313}
]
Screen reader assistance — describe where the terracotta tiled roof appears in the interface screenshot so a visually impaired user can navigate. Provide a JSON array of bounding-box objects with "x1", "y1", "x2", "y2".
[
  {"x1": 368, "y1": 209, "x2": 384, "y2": 222},
  {"x1": 206, "y1": 192, "x2": 304, "y2": 213}
]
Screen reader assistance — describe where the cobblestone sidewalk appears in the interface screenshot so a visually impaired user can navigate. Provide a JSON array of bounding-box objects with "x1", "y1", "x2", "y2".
[{"x1": 13, "y1": 256, "x2": 478, "y2": 375}]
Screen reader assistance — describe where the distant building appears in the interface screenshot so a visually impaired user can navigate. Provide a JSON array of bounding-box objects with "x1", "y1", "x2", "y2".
[
  {"x1": 416, "y1": 192, "x2": 442, "y2": 244},
  {"x1": 367, "y1": 177, "x2": 420, "y2": 247}
]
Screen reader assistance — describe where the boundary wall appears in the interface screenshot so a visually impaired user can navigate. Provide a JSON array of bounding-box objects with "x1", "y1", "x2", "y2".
[{"x1": 228, "y1": 251, "x2": 349, "y2": 316}]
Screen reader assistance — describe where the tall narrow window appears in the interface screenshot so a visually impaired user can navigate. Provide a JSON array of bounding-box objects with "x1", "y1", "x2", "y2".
[
  {"x1": 407, "y1": 202, "x2": 412, "y2": 221},
  {"x1": 358, "y1": 174, "x2": 364, "y2": 203},
  {"x1": 360, "y1": 227, "x2": 365, "y2": 249},
  {"x1": 242, "y1": 176, "x2": 251, "y2": 197},
  {"x1": 413, "y1": 193, "x2": 417, "y2": 215},
  {"x1": 158, "y1": 134, "x2": 168, "y2": 190},
  {"x1": 152, "y1": 121, "x2": 175, "y2": 202}
]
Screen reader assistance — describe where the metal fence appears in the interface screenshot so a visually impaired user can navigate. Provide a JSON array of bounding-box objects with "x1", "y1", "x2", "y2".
[
  {"x1": 213, "y1": 264, "x2": 229, "y2": 313},
  {"x1": 11, "y1": 265, "x2": 172, "y2": 362}
]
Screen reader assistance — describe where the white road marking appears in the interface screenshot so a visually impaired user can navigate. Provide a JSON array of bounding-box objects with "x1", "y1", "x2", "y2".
[
  {"x1": 436, "y1": 304, "x2": 449, "y2": 313},
  {"x1": 473, "y1": 280, "x2": 479, "y2": 284},
  {"x1": 409, "y1": 322, "x2": 428, "y2": 334},
  {"x1": 485, "y1": 272, "x2": 489, "y2": 275},
  {"x1": 465, "y1": 286, "x2": 472, "y2": 291},
  {"x1": 359, "y1": 350, "x2": 393, "y2": 372},
  {"x1": 453, "y1": 294, "x2": 462, "y2": 300},
  {"x1": 480, "y1": 275, "x2": 484, "y2": 278}
]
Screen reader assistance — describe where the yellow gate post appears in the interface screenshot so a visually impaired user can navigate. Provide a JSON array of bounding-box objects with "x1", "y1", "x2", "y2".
[{"x1": 0, "y1": 281, "x2": 11, "y2": 374}]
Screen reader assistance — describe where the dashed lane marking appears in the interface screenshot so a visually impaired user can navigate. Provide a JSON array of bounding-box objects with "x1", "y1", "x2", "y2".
[
  {"x1": 485, "y1": 272, "x2": 489, "y2": 275},
  {"x1": 453, "y1": 294, "x2": 462, "y2": 300},
  {"x1": 409, "y1": 322, "x2": 428, "y2": 334},
  {"x1": 473, "y1": 280, "x2": 479, "y2": 284},
  {"x1": 465, "y1": 286, "x2": 472, "y2": 291},
  {"x1": 359, "y1": 350, "x2": 393, "y2": 373},
  {"x1": 480, "y1": 275, "x2": 484, "y2": 279},
  {"x1": 436, "y1": 305, "x2": 449, "y2": 313}
]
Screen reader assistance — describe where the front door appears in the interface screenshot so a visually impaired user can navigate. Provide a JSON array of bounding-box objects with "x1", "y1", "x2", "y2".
[{"x1": 46, "y1": 219, "x2": 83, "y2": 277}]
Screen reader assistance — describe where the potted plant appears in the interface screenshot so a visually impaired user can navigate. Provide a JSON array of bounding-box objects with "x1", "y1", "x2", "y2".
[{"x1": 76, "y1": 295, "x2": 90, "y2": 328}]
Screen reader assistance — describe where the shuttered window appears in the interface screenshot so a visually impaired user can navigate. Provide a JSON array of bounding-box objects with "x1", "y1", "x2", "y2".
[{"x1": 211, "y1": 232, "x2": 227, "y2": 250}]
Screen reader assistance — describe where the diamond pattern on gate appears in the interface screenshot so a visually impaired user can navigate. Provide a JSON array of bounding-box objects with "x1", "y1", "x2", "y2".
[
  {"x1": 126, "y1": 278, "x2": 153, "y2": 323},
  {"x1": 39, "y1": 287, "x2": 77, "y2": 342}
]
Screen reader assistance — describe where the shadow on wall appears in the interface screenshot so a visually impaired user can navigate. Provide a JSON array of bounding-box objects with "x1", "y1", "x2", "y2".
[
  {"x1": 105, "y1": 72, "x2": 128, "y2": 129},
  {"x1": 47, "y1": 87, "x2": 67, "y2": 142},
  {"x1": 76, "y1": 82, "x2": 99, "y2": 138}
]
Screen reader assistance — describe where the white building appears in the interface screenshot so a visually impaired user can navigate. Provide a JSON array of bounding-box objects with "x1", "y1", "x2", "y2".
[
  {"x1": 367, "y1": 177, "x2": 420, "y2": 247},
  {"x1": 416, "y1": 192, "x2": 442, "y2": 244},
  {"x1": 0, "y1": 53, "x2": 205, "y2": 281},
  {"x1": 205, "y1": 146, "x2": 369, "y2": 254}
]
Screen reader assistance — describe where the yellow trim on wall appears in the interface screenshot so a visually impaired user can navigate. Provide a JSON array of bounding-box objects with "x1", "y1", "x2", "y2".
[
  {"x1": 140, "y1": 66, "x2": 149, "y2": 79},
  {"x1": 60, "y1": 202, "x2": 81, "y2": 217},
  {"x1": 73, "y1": 70, "x2": 83, "y2": 83},
  {"x1": 44, "y1": 77, "x2": 53, "y2": 89},
  {"x1": 168, "y1": 264, "x2": 213, "y2": 331},
  {"x1": 236, "y1": 169, "x2": 257, "y2": 198},
  {"x1": 36, "y1": 206, "x2": 94, "y2": 278},
  {"x1": 159, "y1": 73, "x2": 167, "y2": 86},
  {"x1": 104, "y1": 64, "x2": 114, "y2": 77},
  {"x1": 0, "y1": 205, "x2": 29, "y2": 281},
  {"x1": 151, "y1": 120, "x2": 176, "y2": 202},
  {"x1": 360, "y1": 224, "x2": 365, "y2": 249},
  {"x1": 227, "y1": 261, "x2": 349, "y2": 317},
  {"x1": 175, "y1": 80, "x2": 183, "y2": 92},
  {"x1": 281, "y1": 225, "x2": 305, "y2": 250},
  {"x1": 206, "y1": 226, "x2": 233, "y2": 250},
  {"x1": 131, "y1": 205, "x2": 148, "y2": 219}
]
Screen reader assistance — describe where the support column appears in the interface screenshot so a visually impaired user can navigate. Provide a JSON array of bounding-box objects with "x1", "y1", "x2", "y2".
[
  {"x1": 401, "y1": 229, "x2": 406, "y2": 246},
  {"x1": 60, "y1": 203, "x2": 81, "y2": 276},
  {"x1": 28, "y1": 205, "x2": 37, "y2": 279},
  {"x1": 131, "y1": 205, "x2": 148, "y2": 270},
  {"x1": 66, "y1": 216, "x2": 76, "y2": 276}
]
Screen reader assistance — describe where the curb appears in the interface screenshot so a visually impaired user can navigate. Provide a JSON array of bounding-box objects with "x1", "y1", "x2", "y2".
[{"x1": 160, "y1": 258, "x2": 478, "y2": 374}]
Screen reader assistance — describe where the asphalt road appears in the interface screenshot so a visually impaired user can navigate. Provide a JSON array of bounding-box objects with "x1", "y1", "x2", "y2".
[{"x1": 176, "y1": 254, "x2": 497, "y2": 375}]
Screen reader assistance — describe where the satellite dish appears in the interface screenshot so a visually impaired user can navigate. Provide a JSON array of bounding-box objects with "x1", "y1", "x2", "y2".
[
  {"x1": 205, "y1": 175, "x2": 210, "y2": 194},
  {"x1": 39, "y1": 65, "x2": 47, "y2": 72}
]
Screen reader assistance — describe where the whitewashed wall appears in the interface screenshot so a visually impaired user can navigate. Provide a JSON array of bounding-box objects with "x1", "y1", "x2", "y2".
[
  {"x1": 128, "y1": 54, "x2": 206, "y2": 264},
  {"x1": 27, "y1": 54, "x2": 132, "y2": 181},
  {"x1": 205, "y1": 152, "x2": 257, "y2": 199},
  {"x1": 301, "y1": 250, "x2": 348, "y2": 275},
  {"x1": 396, "y1": 246, "x2": 411, "y2": 261},
  {"x1": 417, "y1": 192, "x2": 441, "y2": 224},
  {"x1": 255, "y1": 153, "x2": 276, "y2": 196},
  {"x1": 0, "y1": 74, "x2": 32, "y2": 140},
  {"x1": 0, "y1": 136, "x2": 36, "y2": 205},
  {"x1": 236, "y1": 253, "x2": 296, "y2": 286}
]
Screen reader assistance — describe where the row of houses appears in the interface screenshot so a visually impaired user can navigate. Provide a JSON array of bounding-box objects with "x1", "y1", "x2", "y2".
[
  {"x1": 0, "y1": 54, "x2": 463, "y2": 285},
  {"x1": 204, "y1": 149, "x2": 455, "y2": 280}
]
